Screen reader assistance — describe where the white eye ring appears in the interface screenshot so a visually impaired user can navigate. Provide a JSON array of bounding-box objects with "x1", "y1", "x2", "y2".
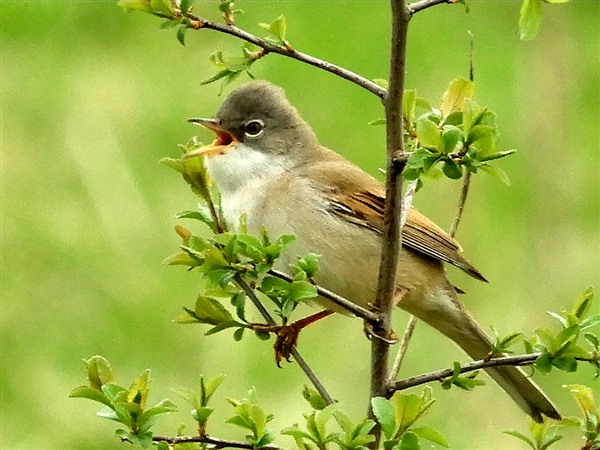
[{"x1": 243, "y1": 119, "x2": 264, "y2": 138}]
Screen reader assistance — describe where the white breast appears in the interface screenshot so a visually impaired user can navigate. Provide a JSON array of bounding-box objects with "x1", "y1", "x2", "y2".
[{"x1": 203, "y1": 143, "x2": 288, "y2": 231}]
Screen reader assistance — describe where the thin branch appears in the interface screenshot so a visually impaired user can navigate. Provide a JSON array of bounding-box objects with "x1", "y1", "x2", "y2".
[
  {"x1": 152, "y1": 434, "x2": 282, "y2": 449},
  {"x1": 388, "y1": 315, "x2": 418, "y2": 384},
  {"x1": 407, "y1": 0, "x2": 456, "y2": 16},
  {"x1": 387, "y1": 353, "x2": 598, "y2": 395},
  {"x1": 449, "y1": 170, "x2": 471, "y2": 237},
  {"x1": 233, "y1": 275, "x2": 334, "y2": 405},
  {"x1": 269, "y1": 269, "x2": 381, "y2": 324},
  {"x1": 181, "y1": 13, "x2": 387, "y2": 99}
]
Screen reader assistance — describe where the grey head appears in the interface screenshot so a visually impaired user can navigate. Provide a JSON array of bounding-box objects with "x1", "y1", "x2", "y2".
[{"x1": 213, "y1": 81, "x2": 320, "y2": 159}]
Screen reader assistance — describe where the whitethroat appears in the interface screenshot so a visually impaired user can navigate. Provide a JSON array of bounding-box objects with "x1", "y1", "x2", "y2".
[{"x1": 185, "y1": 80, "x2": 560, "y2": 422}]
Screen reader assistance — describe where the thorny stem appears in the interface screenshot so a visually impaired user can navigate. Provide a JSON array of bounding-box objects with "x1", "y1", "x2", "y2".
[{"x1": 233, "y1": 275, "x2": 334, "y2": 405}]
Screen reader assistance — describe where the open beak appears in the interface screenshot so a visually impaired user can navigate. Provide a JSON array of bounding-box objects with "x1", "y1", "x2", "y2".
[{"x1": 184, "y1": 118, "x2": 238, "y2": 158}]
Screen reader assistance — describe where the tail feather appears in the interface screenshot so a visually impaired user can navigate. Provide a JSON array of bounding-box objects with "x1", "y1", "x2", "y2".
[{"x1": 403, "y1": 285, "x2": 561, "y2": 422}]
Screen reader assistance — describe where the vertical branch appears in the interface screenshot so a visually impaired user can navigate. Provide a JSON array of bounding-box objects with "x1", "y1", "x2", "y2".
[{"x1": 370, "y1": 0, "x2": 411, "y2": 417}]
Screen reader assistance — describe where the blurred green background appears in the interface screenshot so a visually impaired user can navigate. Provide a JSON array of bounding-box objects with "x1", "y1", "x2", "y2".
[{"x1": 2, "y1": 1, "x2": 598, "y2": 449}]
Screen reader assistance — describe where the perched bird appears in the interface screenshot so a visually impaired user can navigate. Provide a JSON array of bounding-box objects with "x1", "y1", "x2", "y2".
[{"x1": 185, "y1": 80, "x2": 560, "y2": 422}]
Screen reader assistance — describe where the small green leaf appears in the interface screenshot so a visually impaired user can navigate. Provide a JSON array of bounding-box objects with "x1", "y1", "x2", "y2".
[
  {"x1": 412, "y1": 426, "x2": 448, "y2": 447},
  {"x1": 84, "y1": 355, "x2": 114, "y2": 390},
  {"x1": 480, "y1": 164, "x2": 511, "y2": 186},
  {"x1": 403, "y1": 89, "x2": 417, "y2": 124},
  {"x1": 519, "y1": 0, "x2": 543, "y2": 41},
  {"x1": 442, "y1": 159, "x2": 462, "y2": 179},
  {"x1": 371, "y1": 397, "x2": 396, "y2": 439},
  {"x1": 415, "y1": 117, "x2": 441, "y2": 150},
  {"x1": 69, "y1": 386, "x2": 113, "y2": 408},
  {"x1": 398, "y1": 431, "x2": 420, "y2": 450},
  {"x1": 572, "y1": 287, "x2": 594, "y2": 319},
  {"x1": 504, "y1": 430, "x2": 536, "y2": 448},
  {"x1": 368, "y1": 118, "x2": 387, "y2": 126},
  {"x1": 441, "y1": 126, "x2": 464, "y2": 154},
  {"x1": 194, "y1": 296, "x2": 233, "y2": 325},
  {"x1": 373, "y1": 78, "x2": 389, "y2": 89},
  {"x1": 117, "y1": 0, "x2": 151, "y2": 13},
  {"x1": 440, "y1": 78, "x2": 474, "y2": 118},
  {"x1": 535, "y1": 353, "x2": 553, "y2": 374},
  {"x1": 302, "y1": 386, "x2": 328, "y2": 411},
  {"x1": 192, "y1": 406, "x2": 215, "y2": 422},
  {"x1": 552, "y1": 356, "x2": 577, "y2": 372},
  {"x1": 259, "y1": 15, "x2": 287, "y2": 43}
]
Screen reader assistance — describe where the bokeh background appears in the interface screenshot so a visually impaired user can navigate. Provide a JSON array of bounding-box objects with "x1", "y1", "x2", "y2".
[{"x1": 2, "y1": 1, "x2": 598, "y2": 449}]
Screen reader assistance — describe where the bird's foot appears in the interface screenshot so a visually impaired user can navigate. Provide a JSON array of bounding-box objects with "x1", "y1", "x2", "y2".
[{"x1": 251, "y1": 310, "x2": 334, "y2": 367}]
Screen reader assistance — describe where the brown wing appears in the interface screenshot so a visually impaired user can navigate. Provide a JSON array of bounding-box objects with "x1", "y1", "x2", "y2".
[{"x1": 325, "y1": 181, "x2": 487, "y2": 282}]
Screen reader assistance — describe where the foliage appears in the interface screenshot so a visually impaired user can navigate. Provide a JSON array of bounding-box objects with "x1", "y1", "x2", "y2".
[
  {"x1": 69, "y1": 356, "x2": 177, "y2": 448},
  {"x1": 67, "y1": 0, "x2": 597, "y2": 449}
]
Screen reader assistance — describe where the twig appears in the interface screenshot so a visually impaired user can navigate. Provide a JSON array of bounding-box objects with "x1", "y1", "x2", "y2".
[
  {"x1": 387, "y1": 353, "x2": 597, "y2": 394},
  {"x1": 152, "y1": 434, "x2": 282, "y2": 449},
  {"x1": 388, "y1": 315, "x2": 418, "y2": 384},
  {"x1": 449, "y1": 170, "x2": 471, "y2": 238},
  {"x1": 269, "y1": 269, "x2": 381, "y2": 324},
  {"x1": 179, "y1": 13, "x2": 387, "y2": 99},
  {"x1": 407, "y1": 0, "x2": 456, "y2": 16},
  {"x1": 233, "y1": 275, "x2": 334, "y2": 405}
]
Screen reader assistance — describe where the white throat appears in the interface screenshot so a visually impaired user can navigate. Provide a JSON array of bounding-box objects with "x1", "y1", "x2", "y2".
[{"x1": 203, "y1": 142, "x2": 288, "y2": 230}]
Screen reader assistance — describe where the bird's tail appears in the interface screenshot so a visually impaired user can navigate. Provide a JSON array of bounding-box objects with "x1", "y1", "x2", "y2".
[{"x1": 404, "y1": 285, "x2": 561, "y2": 422}]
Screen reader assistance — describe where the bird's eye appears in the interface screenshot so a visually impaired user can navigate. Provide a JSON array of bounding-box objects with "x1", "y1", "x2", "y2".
[{"x1": 243, "y1": 119, "x2": 264, "y2": 138}]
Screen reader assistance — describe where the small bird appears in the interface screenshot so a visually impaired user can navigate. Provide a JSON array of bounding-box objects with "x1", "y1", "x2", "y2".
[{"x1": 186, "y1": 80, "x2": 560, "y2": 422}]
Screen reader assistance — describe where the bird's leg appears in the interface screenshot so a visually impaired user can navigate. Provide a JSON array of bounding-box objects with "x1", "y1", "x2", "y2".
[{"x1": 251, "y1": 310, "x2": 334, "y2": 366}]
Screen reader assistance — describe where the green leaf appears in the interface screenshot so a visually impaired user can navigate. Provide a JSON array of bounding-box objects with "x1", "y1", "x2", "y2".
[
  {"x1": 572, "y1": 287, "x2": 594, "y2": 319},
  {"x1": 415, "y1": 117, "x2": 441, "y2": 150},
  {"x1": 398, "y1": 431, "x2": 420, "y2": 450},
  {"x1": 403, "y1": 89, "x2": 417, "y2": 124},
  {"x1": 259, "y1": 15, "x2": 287, "y2": 43},
  {"x1": 84, "y1": 355, "x2": 115, "y2": 390},
  {"x1": 302, "y1": 386, "x2": 328, "y2": 411},
  {"x1": 535, "y1": 353, "x2": 553, "y2": 374},
  {"x1": 520, "y1": 0, "x2": 543, "y2": 41},
  {"x1": 504, "y1": 430, "x2": 535, "y2": 448},
  {"x1": 368, "y1": 118, "x2": 386, "y2": 126},
  {"x1": 292, "y1": 253, "x2": 320, "y2": 278},
  {"x1": 192, "y1": 406, "x2": 215, "y2": 422},
  {"x1": 552, "y1": 356, "x2": 577, "y2": 372},
  {"x1": 440, "y1": 78, "x2": 474, "y2": 119},
  {"x1": 441, "y1": 126, "x2": 464, "y2": 154},
  {"x1": 373, "y1": 78, "x2": 389, "y2": 89},
  {"x1": 128, "y1": 369, "x2": 150, "y2": 409},
  {"x1": 117, "y1": 0, "x2": 151, "y2": 13},
  {"x1": 69, "y1": 386, "x2": 113, "y2": 408},
  {"x1": 480, "y1": 164, "x2": 511, "y2": 186},
  {"x1": 176, "y1": 25, "x2": 188, "y2": 46},
  {"x1": 412, "y1": 426, "x2": 448, "y2": 447},
  {"x1": 139, "y1": 399, "x2": 178, "y2": 425},
  {"x1": 442, "y1": 159, "x2": 462, "y2": 179},
  {"x1": 180, "y1": 0, "x2": 195, "y2": 14},
  {"x1": 194, "y1": 296, "x2": 233, "y2": 325},
  {"x1": 371, "y1": 397, "x2": 396, "y2": 439},
  {"x1": 289, "y1": 280, "x2": 318, "y2": 302}
]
